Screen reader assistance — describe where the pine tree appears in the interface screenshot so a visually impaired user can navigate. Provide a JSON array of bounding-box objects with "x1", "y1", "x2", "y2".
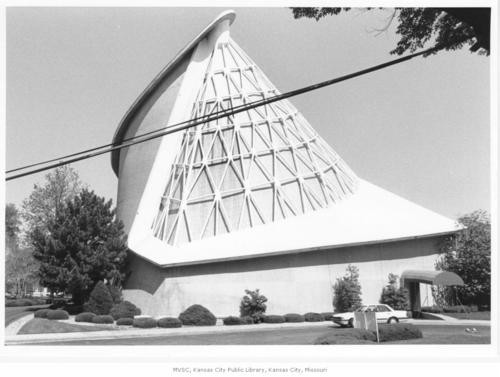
[
  {"x1": 332, "y1": 264, "x2": 362, "y2": 313},
  {"x1": 31, "y1": 189, "x2": 128, "y2": 304},
  {"x1": 379, "y1": 273, "x2": 409, "y2": 310}
]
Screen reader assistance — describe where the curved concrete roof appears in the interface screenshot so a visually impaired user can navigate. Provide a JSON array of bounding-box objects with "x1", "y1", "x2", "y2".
[
  {"x1": 401, "y1": 270, "x2": 465, "y2": 286},
  {"x1": 110, "y1": 10, "x2": 236, "y2": 176}
]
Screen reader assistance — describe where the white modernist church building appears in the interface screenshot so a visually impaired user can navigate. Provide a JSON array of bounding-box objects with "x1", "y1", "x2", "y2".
[{"x1": 111, "y1": 11, "x2": 460, "y2": 317}]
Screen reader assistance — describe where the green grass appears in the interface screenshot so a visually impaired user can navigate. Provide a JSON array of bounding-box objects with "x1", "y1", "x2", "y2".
[
  {"x1": 24, "y1": 323, "x2": 490, "y2": 345},
  {"x1": 5, "y1": 305, "x2": 50, "y2": 326},
  {"x1": 443, "y1": 311, "x2": 490, "y2": 320},
  {"x1": 18, "y1": 318, "x2": 114, "y2": 335}
]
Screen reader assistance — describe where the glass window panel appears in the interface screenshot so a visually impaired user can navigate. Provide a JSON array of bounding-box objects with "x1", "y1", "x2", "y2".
[
  {"x1": 190, "y1": 168, "x2": 214, "y2": 198},
  {"x1": 304, "y1": 176, "x2": 327, "y2": 207},
  {"x1": 185, "y1": 199, "x2": 213, "y2": 240},
  {"x1": 207, "y1": 161, "x2": 226, "y2": 189},
  {"x1": 202, "y1": 206, "x2": 216, "y2": 239},
  {"x1": 221, "y1": 163, "x2": 242, "y2": 192},
  {"x1": 248, "y1": 159, "x2": 269, "y2": 186},
  {"x1": 256, "y1": 153, "x2": 273, "y2": 177},
  {"x1": 275, "y1": 155, "x2": 295, "y2": 181},
  {"x1": 250, "y1": 185, "x2": 273, "y2": 222},
  {"x1": 280, "y1": 180, "x2": 302, "y2": 214},
  {"x1": 221, "y1": 191, "x2": 245, "y2": 230}
]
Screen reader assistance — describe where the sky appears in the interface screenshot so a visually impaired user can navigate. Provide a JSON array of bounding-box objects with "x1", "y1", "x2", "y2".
[{"x1": 5, "y1": 7, "x2": 491, "y2": 220}]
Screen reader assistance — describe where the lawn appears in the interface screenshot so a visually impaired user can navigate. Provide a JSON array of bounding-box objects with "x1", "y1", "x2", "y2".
[
  {"x1": 5, "y1": 305, "x2": 50, "y2": 326},
  {"x1": 443, "y1": 311, "x2": 490, "y2": 320},
  {"x1": 18, "y1": 318, "x2": 114, "y2": 335},
  {"x1": 26, "y1": 324, "x2": 490, "y2": 345}
]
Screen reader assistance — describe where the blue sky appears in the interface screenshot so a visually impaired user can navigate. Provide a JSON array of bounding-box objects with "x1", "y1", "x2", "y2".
[{"x1": 6, "y1": 7, "x2": 490, "y2": 219}]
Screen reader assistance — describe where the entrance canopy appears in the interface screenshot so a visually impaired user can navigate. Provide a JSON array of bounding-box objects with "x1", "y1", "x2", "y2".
[{"x1": 401, "y1": 270, "x2": 464, "y2": 286}]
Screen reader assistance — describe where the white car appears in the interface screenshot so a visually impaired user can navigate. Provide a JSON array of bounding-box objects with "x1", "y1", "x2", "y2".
[{"x1": 332, "y1": 304, "x2": 409, "y2": 327}]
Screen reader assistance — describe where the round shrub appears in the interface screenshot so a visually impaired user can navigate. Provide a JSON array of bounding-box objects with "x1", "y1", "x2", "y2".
[
  {"x1": 133, "y1": 317, "x2": 157, "y2": 329},
  {"x1": 304, "y1": 312, "x2": 325, "y2": 322},
  {"x1": 284, "y1": 313, "x2": 305, "y2": 323},
  {"x1": 6, "y1": 299, "x2": 36, "y2": 307},
  {"x1": 46, "y1": 309, "x2": 69, "y2": 320},
  {"x1": 223, "y1": 316, "x2": 246, "y2": 326},
  {"x1": 377, "y1": 323, "x2": 423, "y2": 342},
  {"x1": 92, "y1": 315, "x2": 114, "y2": 324},
  {"x1": 109, "y1": 300, "x2": 141, "y2": 320},
  {"x1": 116, "y1": 317, "x2": 134, "y2": 326},
  {"x1": 179, "y1": 305, "x2": 216, "y2": 326},
  {"x1": 65, "y1": 304, "x2": 84, "y2": 315},
  {"x1": 158, "y1": 317, "x2": 182, "y2": 328},
  {"x1": 240, "y1": 316, "x2": 254, "y2": 324},
  {"x1": 263, "y1": 315, "x2": 285, "y2": 324},
  {"x1": 84, "y1": 281, "x2": 114, "y2": 315},
  {"x1": 314, "y1": 328, "x2": 377, "y2": 344},
  {"x1": 75, "y1": 312, "x2": 96, "y2": 323},
  {"x1": 321, "y1": 312, "x2": 335, "y2": 321},
  {"x1": 34, "y1": 309, "x2": 51, "y2": 318}
]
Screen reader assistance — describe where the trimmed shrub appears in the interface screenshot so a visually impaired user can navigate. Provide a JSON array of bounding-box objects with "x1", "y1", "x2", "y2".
[
  {"x1": 133, "y1": 317, "x2": 157, "y2": 329},
  {"x1": 107, "y1": 285, "x2": 123, "y2": 304},
  {"x1": 75, "y1": 312, "x2": 96, "y2": 323},
  {"x1": 240, "y1": 316, "x2": 254, "y2": 324},
  {"x1": 421, "y1": 305, "x2": 443, "y2": 313},
  {"x1": 443, "y1": 305, "x2": 472, "y2": 313},
  {"x1": 116, "y1": 317, "x2": 134, "y2": 326},
  {"x1": 179, "y1": 305, "x2": 217, "y2": 326},
  {"x1": 109, "y1": 301, "x2": 141, "y2": 320},
  {"x1": 48, "y1": 298, "x2": 69, "y2": 309},
  {"x1": 158, "y1": 317, "x2": 182, "y2": 328},
  {"x1": 84, "y1": 281, "x2": 114, "y2": 315},
  {"x1": 46, "y1": 309, "x2": 69, "y2": 320},
  {"x1": 223, "y1": 316, "x2": 246, "y2": 326},
  {"x1": 92, "y1": 315, "x2": 114, "y2": 324},
  {"x1": 377, "y1": 323, "x2": 423, "y2": 342},
  {"x1": 263, "y1": 315, "x2": 285, "y2": 324},
  {"x1": 239, "y1": 289, "x2": 268, "y2": 324},
  {"x1": 64, "y1": 304, "x2": 84, "y2": 315},
  {"x1": 321, "y1": 312, "x2": 335, "y2": 321},
  {"x1": 34, "y1": 309, "x2": 51, "y2": 318},
  {"x1": 284, "y1": 313, "x2": 305, "y2": 323},
  {"x1": 304, "y1": 312, "x2": 324, "y2": 322},
  {"x1": 5, "y1": 298, "x2": 44, "y2": 307},
  {"x1": 314, "y1": 328, "x2": 377, "y2": 344}
]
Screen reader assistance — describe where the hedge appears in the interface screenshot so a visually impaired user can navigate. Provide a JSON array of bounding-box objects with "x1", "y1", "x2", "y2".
[
  {"x1": 314, "y1": 328, "x2": 377, "y2": 344},
  {"x1": 241, "y1": 316, "x2": 254, "y2": 324},
  {"x1": 46, "y1": 309, "x2": 69, "y2": 320},
  {"x1": 75, "y1": 312, "x2": 96, "y2": 323},
  {"x1": 34, "y1": 309, "x2": 51, "y2": 319},
  {"x1": 92, "y1": 315, "x2": 114, "y2": 324},
  {"x1": 133, "y1": 317, "x2": 158, "y2": 329},
  {"x1": 304, "y1": 312, "x2": 324, "y2": 322},
  {"x1": 284, "y1": 313, "x2": 305, "y2": 323},
  {"x1": 179, "y1": 305, "x2": 217, "y2": 326},
  {"x1": 377, "y1": 323, "x2": 423, "y2": 342},
  {"x1": 109, "y1": 301, "x2": 141, "y2": 320},
  {"x1": 223, "y1": 316, "x2": 246, "y2": 326},
  {"x1": 321, "y1": 312, "x2": 335, "y2": 321},
  {"x1": 158, "y1": 317, "x2": 182, "y2": 328},
  {"x1": 263, "y1": 315, "x2": 285, "y2": 324},
  {"x1": 6, "y1": 298, "x2": 48, "y2": 307},
  {"x1": 116, "y1": 318, "x2": 134, "y2": 326}
]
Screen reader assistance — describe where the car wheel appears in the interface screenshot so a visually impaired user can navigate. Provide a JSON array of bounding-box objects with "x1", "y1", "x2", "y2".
[
  {"x1": 387, "y1": 317, "x2": 399, "y2": 324},
  {"x1": 348, "y1": 318, "x2": 354, "y2": 327}
]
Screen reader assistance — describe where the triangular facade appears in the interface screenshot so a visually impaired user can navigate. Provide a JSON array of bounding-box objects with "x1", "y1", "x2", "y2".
[{"x1": 151, "y1": 38, "x2": 358, "y2": 245}]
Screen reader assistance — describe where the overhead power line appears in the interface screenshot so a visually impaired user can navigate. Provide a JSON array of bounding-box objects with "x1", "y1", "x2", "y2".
[{"x1": 5, "y1": 42, "x2": 449, "y2": 182}]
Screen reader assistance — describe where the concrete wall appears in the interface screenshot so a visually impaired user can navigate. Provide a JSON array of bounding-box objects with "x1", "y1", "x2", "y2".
[
  {"x1": 123, "y1": 236, "x2": 441, "y2": 317},
  {"x1": 116, "y1": 58, "x2": 189, "y2": 234}
]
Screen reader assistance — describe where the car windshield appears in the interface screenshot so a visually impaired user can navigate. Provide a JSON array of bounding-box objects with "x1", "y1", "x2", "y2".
[{"x1": 355, "y1": 306, "x2": 367, "y2": 312}]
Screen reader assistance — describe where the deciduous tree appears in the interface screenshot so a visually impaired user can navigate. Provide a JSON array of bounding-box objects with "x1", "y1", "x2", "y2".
[
  {"x1": 333, "y1": 264, "x2": 363, "y2": 312},
  {"x1": 435, "y1": 210, "x2": 490, "y2": 308},
  {"x1": 291, "y1": 8, "x2": 490, "y2": 55}
]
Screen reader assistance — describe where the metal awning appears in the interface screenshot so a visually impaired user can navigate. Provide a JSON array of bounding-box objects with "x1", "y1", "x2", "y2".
[{"x1": 401, "y1": 270, "x2": 464, "y2": 286}]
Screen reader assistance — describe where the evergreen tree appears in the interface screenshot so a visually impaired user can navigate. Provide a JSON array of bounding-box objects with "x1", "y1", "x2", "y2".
[
  {"x1": 332, "y1": 264, "x2": 362, "y2": 312},
  {"x1": 379, "y1": 273, "x2": 409, "y2": 310},
  {"x1": 85, "y1": 281, "x2": 114, "y2": 315},
  {"x1": 31, "y1": 189, "x2": 128, "y2": 304}
]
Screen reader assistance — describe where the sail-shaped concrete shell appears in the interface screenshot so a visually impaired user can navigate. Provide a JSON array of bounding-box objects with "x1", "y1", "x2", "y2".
[{"x1": 112, "y1": 11, "x2": 459, "y2": 316}]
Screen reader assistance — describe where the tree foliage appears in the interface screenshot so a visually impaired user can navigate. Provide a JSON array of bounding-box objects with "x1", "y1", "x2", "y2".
[
  {"x1": 22, "y1": 166, "x2": 83, "y2": 244},
  {"x1": 5, "y1": 203, "x2": 21, "y2": 254},
  {"x1": 435, "y1": 210, "x2": 490, "y2": 308},
  {"x1": 6, "y1": 247, "x2": 39, "y2": 297},
  {"x1": 333, "y1": 264, "x2": 362, "y2": 312},
  {"x1": 379, "y1": 273, "x2": 409, "y2": 310},
  {"x1": 291, "y1": 7, "x2": 490, "y2": 56},
  {"x1": 31, "y1": 189, "x2": 128, "y2": 304},
  {"x1": 84, "y1": 281, "x2": 114, "y2": 315}
]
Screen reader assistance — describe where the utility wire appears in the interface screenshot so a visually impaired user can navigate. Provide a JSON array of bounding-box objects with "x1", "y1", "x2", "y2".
[{"x1": 5, "y1": 42, "x2": 448, "y2": 182}]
